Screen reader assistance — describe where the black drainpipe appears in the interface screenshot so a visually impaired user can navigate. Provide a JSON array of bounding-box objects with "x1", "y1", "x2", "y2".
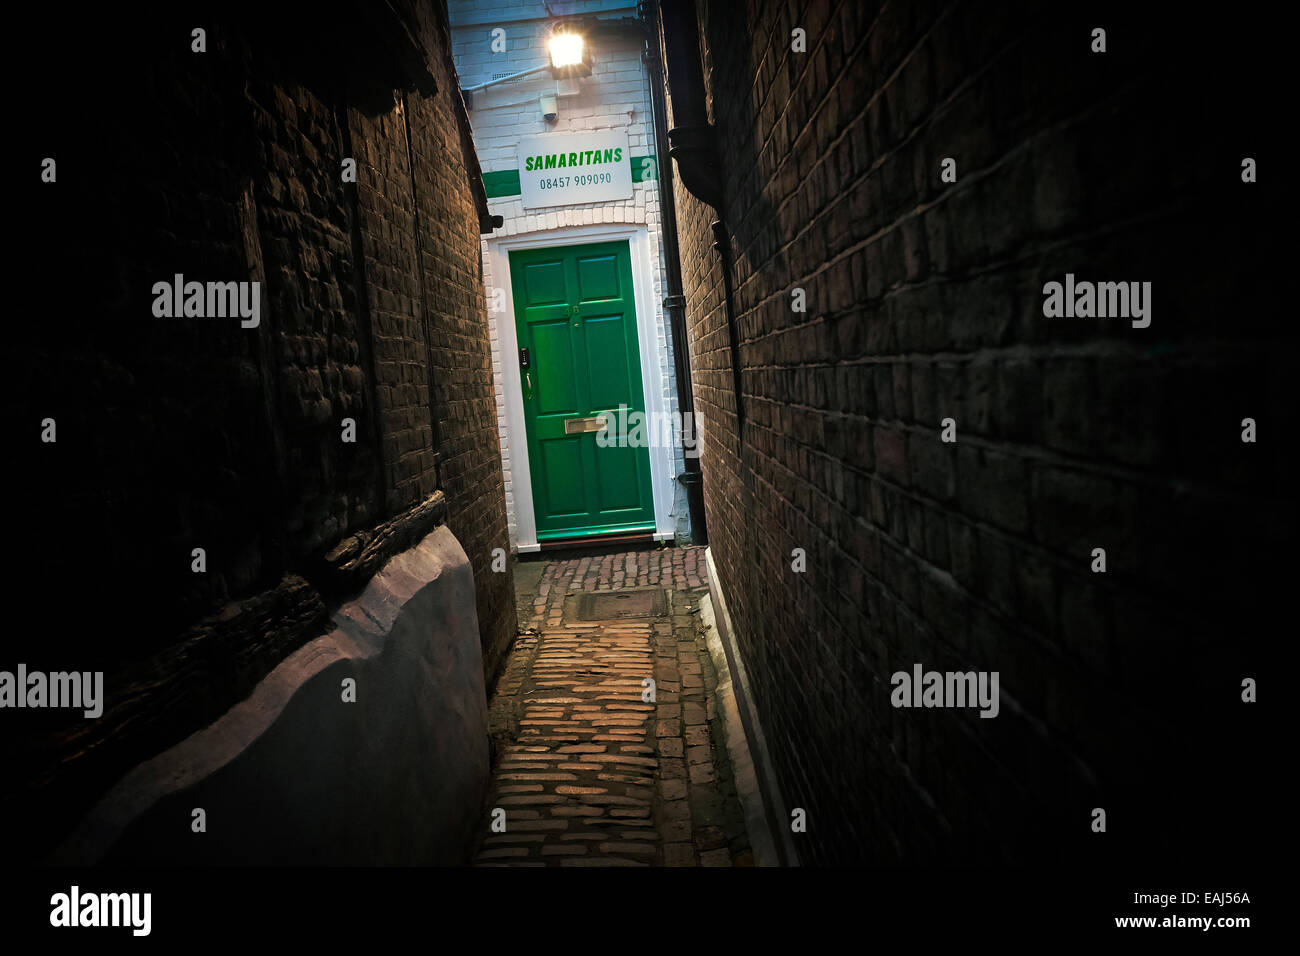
[
  {"x1": 641, "y1": 0, "x2": 707, "y2": 545},
  {"x1": 655, "y1": 0, "x2": 742, "y2": 454}
]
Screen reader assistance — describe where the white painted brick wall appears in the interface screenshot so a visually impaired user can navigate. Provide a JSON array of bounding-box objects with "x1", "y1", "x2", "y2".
[{"x1": 452, "y1": 0, "x2": 690, "y2": 549}]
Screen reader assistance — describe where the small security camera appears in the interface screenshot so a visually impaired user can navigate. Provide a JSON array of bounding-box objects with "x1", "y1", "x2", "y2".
[{"x1": 540, "y1": 93, "x2": 558, "y2": 122}]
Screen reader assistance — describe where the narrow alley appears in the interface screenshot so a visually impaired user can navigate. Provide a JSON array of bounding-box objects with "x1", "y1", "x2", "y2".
[
  {"x1": 2, "y1": 0, "x2": 1284, "y2": 941},
  {"x1": 476, "y1": 547, "x2": 752, "y2": 866}
]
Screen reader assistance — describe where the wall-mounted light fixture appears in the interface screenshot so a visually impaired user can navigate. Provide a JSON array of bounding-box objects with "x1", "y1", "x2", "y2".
[
  {"x1": 460, "y1": 19, "x2": 596, "y2": 106},
  {"x1": 548, "y1": 24, "x2": 592, "y2": 78}
]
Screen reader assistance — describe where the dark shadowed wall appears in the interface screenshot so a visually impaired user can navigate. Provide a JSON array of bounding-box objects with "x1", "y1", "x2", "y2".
[
  {"x1": 3, "y1": 0, "x2": 514, "y2": 862},
  {"x1": 666, "y1": 0, "x2": 1286, "y2": 865}
]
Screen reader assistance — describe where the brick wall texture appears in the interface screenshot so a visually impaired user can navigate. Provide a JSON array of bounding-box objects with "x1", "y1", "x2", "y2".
[
  {"x1": 6, "y1": 2, "x2": 514, "y2": 857},
  {"x1": 670, "y1": 0, "x2": 1286, "y2": 865}
]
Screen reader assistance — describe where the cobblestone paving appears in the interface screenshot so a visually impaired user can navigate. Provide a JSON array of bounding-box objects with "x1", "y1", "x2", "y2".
[{"x1": 475, "y1": 546, "x2": 751, "y2": 866}]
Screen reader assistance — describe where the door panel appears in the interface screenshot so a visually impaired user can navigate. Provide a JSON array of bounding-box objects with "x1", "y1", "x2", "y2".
[
  {"x1": 522, "y1": 259, "x2": 568, "y2": 304},
  {"x1": 538, "y1": 438, "x2": 586, "y2": 518},
  {"x1": 531, "y1": 319, "x2": 578, "y2": 414},
  {"x1": 576, "y1": 253, "x2": 621, "y2": 301},
  {"x1": 594, "y1": 443, "x2": 643, "y2": 512},
  {"x1": 510, "y1": 240, "x2": 656, "y2": 539},
  {"x1": 584, "y1": 315, "x2": 631, "y2": 409}
]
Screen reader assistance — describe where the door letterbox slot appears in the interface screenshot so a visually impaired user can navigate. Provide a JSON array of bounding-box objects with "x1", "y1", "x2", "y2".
[{"x1": 564, "y1": 416, "x2": 607, "y2": 434}]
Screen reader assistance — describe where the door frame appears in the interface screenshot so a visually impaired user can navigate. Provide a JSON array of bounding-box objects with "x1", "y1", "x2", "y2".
[{"x1": 490, "y1": 223, "x2": 675, "y2": 552}]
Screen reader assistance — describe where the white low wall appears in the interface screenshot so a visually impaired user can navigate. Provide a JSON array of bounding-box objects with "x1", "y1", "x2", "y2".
[{"x1": 52, "y1": 525, "x2": 490, "y2": 865}]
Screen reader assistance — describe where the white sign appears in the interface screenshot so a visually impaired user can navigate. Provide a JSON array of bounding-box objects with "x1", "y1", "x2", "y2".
[{"x1": 517, "y1": 131, "x2": 633, "y2": 210}]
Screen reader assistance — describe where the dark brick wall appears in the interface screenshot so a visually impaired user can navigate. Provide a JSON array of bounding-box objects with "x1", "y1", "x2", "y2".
[
  {"x1": 4, "y1": 2, "x2": 513, "y2": 860},
  {"x1": 406, "y1": 1, "x2": 516, "y2": 681},
  {"x1": 670, "y1": 0, "x2": 1286, "y2": 865}
]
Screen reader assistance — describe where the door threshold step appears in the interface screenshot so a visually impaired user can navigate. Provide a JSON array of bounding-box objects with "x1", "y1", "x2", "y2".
[{"x1": 536, "y1": 531, "x2": 659, "y2": 554}]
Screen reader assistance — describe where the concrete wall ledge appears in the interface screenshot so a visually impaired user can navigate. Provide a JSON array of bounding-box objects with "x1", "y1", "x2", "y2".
[
  {"x1": 703, "y1": 545, "x2": 799, "y2": 867},
  {"x1": 51, "y1": 524, "x2": 488, "y2": 865}
]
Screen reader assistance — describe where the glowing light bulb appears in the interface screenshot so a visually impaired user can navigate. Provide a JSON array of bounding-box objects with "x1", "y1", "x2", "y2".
[{"x1": 549, "y1": 33, "x2": 584, "y2": 69}]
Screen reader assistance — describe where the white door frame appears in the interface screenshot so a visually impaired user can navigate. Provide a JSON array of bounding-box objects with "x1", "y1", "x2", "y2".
[{"x1": 490, "y1": 222, "x2": 675, "y2": 552}]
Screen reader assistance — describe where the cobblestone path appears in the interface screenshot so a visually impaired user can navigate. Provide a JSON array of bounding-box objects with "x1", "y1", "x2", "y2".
[{"x1": 474, "y1": 547, "x2": 751, "y2": 866}]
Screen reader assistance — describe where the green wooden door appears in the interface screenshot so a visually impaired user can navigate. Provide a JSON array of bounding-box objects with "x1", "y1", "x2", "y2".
[{"x1": 510, "y1": 241, "x2": 656, "y2": 540}]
